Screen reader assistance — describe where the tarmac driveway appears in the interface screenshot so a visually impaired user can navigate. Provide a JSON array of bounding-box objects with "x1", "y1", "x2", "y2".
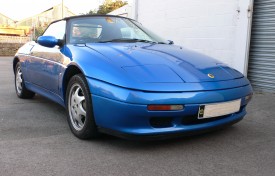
[{"x1": 0, "y1": 56, "x2": 274, "y2": 176}]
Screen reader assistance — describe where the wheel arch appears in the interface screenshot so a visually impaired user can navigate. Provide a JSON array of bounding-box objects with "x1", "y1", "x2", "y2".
[
  {"x1": 13, "y1": 57, "x2": 20, "y2": 74},
  {"x1": 62, "y1": 64, "x2": 85, "y2": 101}
]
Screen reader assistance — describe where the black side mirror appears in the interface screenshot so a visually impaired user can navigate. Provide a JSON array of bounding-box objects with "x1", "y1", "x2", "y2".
[{"x1": 167, "y1": 40, "x2": 174, "y2": 45}]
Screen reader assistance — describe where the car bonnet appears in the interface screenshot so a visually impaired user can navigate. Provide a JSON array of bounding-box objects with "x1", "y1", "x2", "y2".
[{"x1": 86, "y1": 43, "x2": 243, "y2": 83}]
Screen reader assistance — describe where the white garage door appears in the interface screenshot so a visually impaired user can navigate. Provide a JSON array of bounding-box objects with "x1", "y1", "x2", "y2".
[{"x1": 248, "y1": 0, "x2": 275, "y2": 92}]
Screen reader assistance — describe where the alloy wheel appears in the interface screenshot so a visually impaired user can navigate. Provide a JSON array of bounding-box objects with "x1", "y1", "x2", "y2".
[
  {"x1": 16, "y1": 66, "x2": 23, "y2": 94},
  {"x1": 68, "y1": 83, "x2": 87, "y2": 131}
]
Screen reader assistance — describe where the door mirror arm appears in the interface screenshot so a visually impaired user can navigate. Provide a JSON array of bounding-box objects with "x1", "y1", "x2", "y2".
[{"x1": 167, "y1": 40, "x2": 174, "y2": 45}]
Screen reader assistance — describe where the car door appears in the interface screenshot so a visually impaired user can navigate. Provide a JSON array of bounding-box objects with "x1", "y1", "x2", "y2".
[{"x1": 28, "y1": 20, "x2": 66, "y2": 95}]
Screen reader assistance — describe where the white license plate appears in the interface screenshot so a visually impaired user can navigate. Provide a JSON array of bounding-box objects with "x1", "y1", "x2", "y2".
[{"x1": 198, "y1": 99, "x2": 241, "y2": 119}]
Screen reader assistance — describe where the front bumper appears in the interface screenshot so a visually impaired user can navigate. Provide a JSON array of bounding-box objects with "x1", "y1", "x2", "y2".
[
  {"x1": 88, "y1": 78, "x2": 253, "y2": 139},
  {"x1": 98, "y1": 117, "x2": 243, "y2": 140}
]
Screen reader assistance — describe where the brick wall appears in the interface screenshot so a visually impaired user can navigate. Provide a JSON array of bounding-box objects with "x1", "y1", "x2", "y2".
[
  {"x1": 0, "y1": 43, "x2": 24, "y2": 56},
  {"x1": 0, "y1": 36, "x2": 30, "y2": 43},
  {"x1": 136, "y1": 0, "x2": 252, "y2": 73}
]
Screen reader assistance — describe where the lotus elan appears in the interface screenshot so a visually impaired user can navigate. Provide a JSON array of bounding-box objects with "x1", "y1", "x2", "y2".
[{"x1": 13, "y1": 15, "x2": 253, "y2": 140}]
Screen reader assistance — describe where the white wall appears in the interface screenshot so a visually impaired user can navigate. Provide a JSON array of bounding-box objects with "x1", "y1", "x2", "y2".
[
  {"x1": 108, "y1": 4, "x2": 134, "y2": 18},
  {"x1": 135, "y1": 0, "x2": 253, "y2": 74}
]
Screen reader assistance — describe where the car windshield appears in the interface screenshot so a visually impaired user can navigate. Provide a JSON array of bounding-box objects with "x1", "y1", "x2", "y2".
[{"x1": 68, "y1": 16, "x2": 167, "y2": 44}]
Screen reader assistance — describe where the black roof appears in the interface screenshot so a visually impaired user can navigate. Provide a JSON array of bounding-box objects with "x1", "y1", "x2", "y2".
[
  {"x1": 63, "y1": 14, "x2": 133, "y2": 21},
  {"x1": 49, "y1": 14, "x2": 135, "y2": 26}
]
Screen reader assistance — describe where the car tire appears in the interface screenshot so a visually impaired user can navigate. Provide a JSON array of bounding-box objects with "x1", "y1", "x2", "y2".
[
  {"x1": 15, "y1": 62, "x2": 35, "y2": 99},
  {"x1": 66, "y1": 74, "x2": 99, "y2": 139}
]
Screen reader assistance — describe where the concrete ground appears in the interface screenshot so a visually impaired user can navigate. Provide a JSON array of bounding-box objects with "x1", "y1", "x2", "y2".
[{"x1": 0, "y1": 56, "x2": 274, "y2": 176}]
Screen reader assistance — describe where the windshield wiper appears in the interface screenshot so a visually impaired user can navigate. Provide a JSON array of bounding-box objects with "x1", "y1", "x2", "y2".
[
  {"x1": 131, "y1": 39, "x2": 158, "y2": 43},
  {"x1": 98, "y1": 38, "x2": 158, "y2": 44},
  {"x1": 97, "y1": 38, "x2": 131, "y2": 43}
]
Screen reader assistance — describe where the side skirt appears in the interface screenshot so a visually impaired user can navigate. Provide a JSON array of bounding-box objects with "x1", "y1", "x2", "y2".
[{"x1": 25, "y1": 81, "x2": 65, "y2": 107}]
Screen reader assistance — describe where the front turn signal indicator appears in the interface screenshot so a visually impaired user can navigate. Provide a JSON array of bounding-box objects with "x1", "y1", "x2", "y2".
[{"x1": 245, "y1": 93, "x2": 253, "y2": 103}]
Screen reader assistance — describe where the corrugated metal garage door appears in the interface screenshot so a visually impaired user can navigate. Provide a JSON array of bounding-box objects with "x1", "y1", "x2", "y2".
[{"x1": 248, "y1": 0, "x2": 275, "y2": 92}]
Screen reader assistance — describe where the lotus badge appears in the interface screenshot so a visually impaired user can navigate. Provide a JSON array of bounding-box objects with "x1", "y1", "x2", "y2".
[{"x1": 208, "y1": 73, "x2": 215, "y2": 78}]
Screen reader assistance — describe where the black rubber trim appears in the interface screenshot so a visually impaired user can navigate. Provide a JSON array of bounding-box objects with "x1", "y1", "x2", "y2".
[{"x1": 98, "y1": 117, "x2": 244, "y2": 141}]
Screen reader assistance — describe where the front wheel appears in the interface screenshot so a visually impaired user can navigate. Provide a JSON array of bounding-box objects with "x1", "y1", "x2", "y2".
[
  {"x1": 66, "y1": 74, "x2": 99, "y2": 139},
  {"x1": 15, "y1": 62, "x2": 35, "y2": 99}
]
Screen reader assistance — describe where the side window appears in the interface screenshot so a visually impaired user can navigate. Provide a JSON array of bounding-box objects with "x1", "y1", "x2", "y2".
[{"x1": 43, "y1": 21, "x2": 66, "y2": 40}]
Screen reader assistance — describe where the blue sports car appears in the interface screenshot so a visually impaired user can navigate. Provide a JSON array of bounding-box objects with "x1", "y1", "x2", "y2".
[{"x1": 13, "y1": 15, "x2": 253, "y2": 140}]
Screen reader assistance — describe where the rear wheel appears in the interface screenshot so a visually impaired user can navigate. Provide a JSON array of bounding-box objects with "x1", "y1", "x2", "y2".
[
  {"x1": 15, "y1": 62, "x2": 35, "y2": 99},
  {"x1": 66, "y1": 74, "x2": 99, "y2": 139}
]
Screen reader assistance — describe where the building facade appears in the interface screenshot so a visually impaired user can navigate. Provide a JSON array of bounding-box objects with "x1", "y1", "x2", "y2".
[
  {"x1": 0, "y1": 4, "x2": 75, "y2": 37},
  {"x1": 0, "y1": 12, "x2": 15, "y2": 27},
  {"x1": 17, "y1": 3, "x2": 75, "y2": 28}
]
